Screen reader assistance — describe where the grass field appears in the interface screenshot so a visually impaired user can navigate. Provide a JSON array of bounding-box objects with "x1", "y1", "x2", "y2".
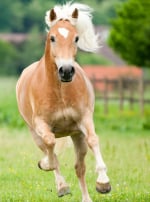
[{"x1": 0, "y1": 77, "x2": 150, "y2": 202}]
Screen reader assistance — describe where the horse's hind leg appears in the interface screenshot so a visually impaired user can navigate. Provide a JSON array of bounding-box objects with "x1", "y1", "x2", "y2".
[
  {"x1": 72, "y1": 134, "x2": 93, "y2": 202},
  {"x1": 81, "y1": 117, "x2": 111, "y2": 194},
  {"x1": 30, "y1": 127, "x2": 70, "y2": 197}
]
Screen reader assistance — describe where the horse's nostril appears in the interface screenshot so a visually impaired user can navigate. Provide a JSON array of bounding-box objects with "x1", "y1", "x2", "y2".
[
  {"x1": 70, "y1": 66, "x2": 75, "y2": 76},
  {"x1": 59, "y1": 67, "x2": 64, "y2": 76}
]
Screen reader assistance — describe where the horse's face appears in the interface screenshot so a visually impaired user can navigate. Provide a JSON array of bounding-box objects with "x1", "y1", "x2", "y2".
[
  {"x1": 47, "y1": 8, "x2": 79, "y2": 82},
  {"x1": 49, "y1": 20, "x2": 79, "y2": 82}
]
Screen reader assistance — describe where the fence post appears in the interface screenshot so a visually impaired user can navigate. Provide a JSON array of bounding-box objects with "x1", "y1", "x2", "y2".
[
  {"x1": 103, "y1": 77, "x2": 108, "y2": 114},
  {"x1": 139, "y1": 77, "x2": 144, "y2": 115},
  {"x1": 119, "y1": 77, "x2": 124, "y2": 111},
  {"x1": 129, "y1": 78, "x2": 134, "y2": 110}
]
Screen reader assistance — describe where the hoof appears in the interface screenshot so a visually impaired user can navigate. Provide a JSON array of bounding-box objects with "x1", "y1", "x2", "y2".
[
  {"x1": 58, "y1": 186, "x2": 71, "y2": 197},
  {"x1": 96, "y1": 182, "x2": 111, "y2": 194},
  {"x1": 38, "y1": 161, "x2": 55, "y2": 171},
  {"x1": 38, "y1": 161, "x2": 50, "y2": 171}
]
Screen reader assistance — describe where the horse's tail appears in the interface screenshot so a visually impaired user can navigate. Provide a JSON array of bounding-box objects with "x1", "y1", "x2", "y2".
[{"x1": 55, "y1": 136, "x2": 72, "y2": 155}]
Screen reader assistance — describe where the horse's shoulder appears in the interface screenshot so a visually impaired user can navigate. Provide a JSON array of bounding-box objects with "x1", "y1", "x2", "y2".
[{"x1": 22, "y1": 61, "x2": 40, "y2": 76}]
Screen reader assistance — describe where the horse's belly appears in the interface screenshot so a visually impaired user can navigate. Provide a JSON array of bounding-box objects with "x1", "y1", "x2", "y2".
[
  {"x1": 51, "y1": 120, "x2": 81, "y2": 138},
  {"x1": 50, "y1": 107, "x2": 82, "y2": 137}
]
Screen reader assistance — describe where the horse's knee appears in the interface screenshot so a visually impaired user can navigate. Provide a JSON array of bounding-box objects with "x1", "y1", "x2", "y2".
[
  {"x1": 43, "y1": 135, "x2": 56, "y2": 148},
  {"x1": 87, "y1": 135, "x2": 99, "y2": 149}
]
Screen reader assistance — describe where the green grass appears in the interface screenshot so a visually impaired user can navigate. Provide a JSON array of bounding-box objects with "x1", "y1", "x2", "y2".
[
  {"x1": 0, "y1": 127, "x2": 150, "y2": 202},
  {"x1": 0, "y1": 77, "x2": 150, "y2": 202},
  {"x1": 0, "y1": 77, "x2": 24, "y2": 128}
]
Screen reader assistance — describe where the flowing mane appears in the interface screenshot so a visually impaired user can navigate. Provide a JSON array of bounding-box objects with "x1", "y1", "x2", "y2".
[{"x1": 45, "y1": 2, "x2": 99, "y2": 52}]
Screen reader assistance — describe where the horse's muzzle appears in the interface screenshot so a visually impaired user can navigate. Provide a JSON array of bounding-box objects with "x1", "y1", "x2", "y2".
[{"x1": 59, "y1": 66, "x2": 75, "y2": 82}]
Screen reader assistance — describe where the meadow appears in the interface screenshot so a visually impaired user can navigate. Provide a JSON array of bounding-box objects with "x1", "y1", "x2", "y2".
[{"x1": 0, "y1": 77, "x2": 150, "y2": 202}]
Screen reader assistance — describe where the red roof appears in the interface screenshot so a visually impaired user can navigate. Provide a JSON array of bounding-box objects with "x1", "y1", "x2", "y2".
[
  {"x1": 83, "y1": 66, "x2": 142, "y2": 91},
  {"x1": 83, "y1": 65, "x2": 142, "y2": 79}
]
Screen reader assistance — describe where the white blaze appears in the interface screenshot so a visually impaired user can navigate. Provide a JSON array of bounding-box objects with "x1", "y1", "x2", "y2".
[{"x1": 58, "y1": 28, "x2": 69, "y2": 38}]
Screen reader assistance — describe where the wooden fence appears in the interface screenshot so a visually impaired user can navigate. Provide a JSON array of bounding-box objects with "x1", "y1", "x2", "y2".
[{"x1": 91, "y1": 77, "x2": 150, "y2": 114}]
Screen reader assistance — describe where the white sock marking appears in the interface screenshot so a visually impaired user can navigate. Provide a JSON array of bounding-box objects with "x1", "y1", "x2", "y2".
[{"x1": 58, "y1": 28, "x2": 69, "y2": 38}]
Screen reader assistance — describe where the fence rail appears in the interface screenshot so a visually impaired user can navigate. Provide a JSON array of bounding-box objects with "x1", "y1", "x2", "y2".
[{"x1": 91, "y1": 77, "x2": 150, "y2": 114}]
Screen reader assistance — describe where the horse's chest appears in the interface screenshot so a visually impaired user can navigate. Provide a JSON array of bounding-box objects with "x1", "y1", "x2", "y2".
[{"x1": 50, "y1": 107, "x2": 81, "y2": 137}]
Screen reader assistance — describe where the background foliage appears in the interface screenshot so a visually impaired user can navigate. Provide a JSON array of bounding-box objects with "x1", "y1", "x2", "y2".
[
  {"x1": 0, "y1": 0, "x2": 125, "y2": 75},
  {"x1": 109, "y1": 0, "x2": 150, "y2": 67},
  {"x1": 1, "y1": 0, "x2": 150, "y2": 74},
  {"x1": 0, "y1": 0, "x2": 125, "y2": 33},
  {"x1": 0, "y1": 41, "x2": 19, "y2": 75}
]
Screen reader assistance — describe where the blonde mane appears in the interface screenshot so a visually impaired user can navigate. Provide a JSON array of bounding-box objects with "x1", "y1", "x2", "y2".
[{"x1": 45, "y1": 2, "x2": 99, "y2": 52}]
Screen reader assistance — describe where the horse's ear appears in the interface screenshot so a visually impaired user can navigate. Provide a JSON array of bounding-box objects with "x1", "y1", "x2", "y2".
[
  {"x1": 72, "y1": 8, "x2": 78, "y2": 19},
  {"x1": 49, "y1": 9, "x2": 57, "y2": 22}
]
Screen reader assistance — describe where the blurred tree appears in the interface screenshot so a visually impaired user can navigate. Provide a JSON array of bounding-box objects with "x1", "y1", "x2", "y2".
[
  {"x1": 109, "y1": 0, "x2": 150, "y2": 67},
  {"x1": 19, "y1": 26, "x2": 45, "y2": 73},
  {"x1": 93, "y1": 0, "x2": 126, "y2": 25},
  {"x1": 0, "y1": 0, "x2": 24, "y2": 32},
  {"x1": 0, "y1": 40, "x2": 19, "y2": 75},
  {"x1": 22, "y1": 0, "x2": 55, "y2": 32},
  {"x1": 0, "y1": 0, "x2": 127, "y2": 76},
  {"x1": 20, "y1": 0, "x2": 32, "y2": 3},
  {"x1": 0, "y1": 0, "x2": 126, "y2": 33}
]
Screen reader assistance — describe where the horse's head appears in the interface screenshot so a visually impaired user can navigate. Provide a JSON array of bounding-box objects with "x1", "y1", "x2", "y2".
[{"x1": 48, "y1": 8, "x2": 79, "y2": 82}]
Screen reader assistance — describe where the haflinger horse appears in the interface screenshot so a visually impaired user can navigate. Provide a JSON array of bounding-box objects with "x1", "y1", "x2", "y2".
[{"x1": 16, "y1": 2, "x2": 111, "y2": 202}]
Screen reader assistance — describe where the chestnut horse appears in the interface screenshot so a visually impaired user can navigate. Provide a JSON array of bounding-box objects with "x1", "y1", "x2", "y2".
[{"x1": 16, "y1": 2, "x2": 111, "y2": 202}]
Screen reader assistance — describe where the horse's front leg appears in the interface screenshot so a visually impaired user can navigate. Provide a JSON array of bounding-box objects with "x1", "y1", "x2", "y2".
[
  {"x1": 33, "y1": 117, "x2": 57, "y2": 170},
  {"x1": 32, "y1": 117, "x2": 70, "y2": 196},
  {"x1": 80, "y1": 115, "x2": 111, "y2": 194}
]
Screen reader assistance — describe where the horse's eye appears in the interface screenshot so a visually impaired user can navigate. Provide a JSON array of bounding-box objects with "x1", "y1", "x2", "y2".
[
  {"x1": 50, "y1": 36, "x2": 55, "y2": 42},
  {"x1": 75, "y1": 36, "x2": 79, "y2": 43}
]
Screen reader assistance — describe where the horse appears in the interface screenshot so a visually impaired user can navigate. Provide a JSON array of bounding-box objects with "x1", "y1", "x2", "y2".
[{"x1": 16, "y1": 2, "x2": 111, "y2": 202}]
